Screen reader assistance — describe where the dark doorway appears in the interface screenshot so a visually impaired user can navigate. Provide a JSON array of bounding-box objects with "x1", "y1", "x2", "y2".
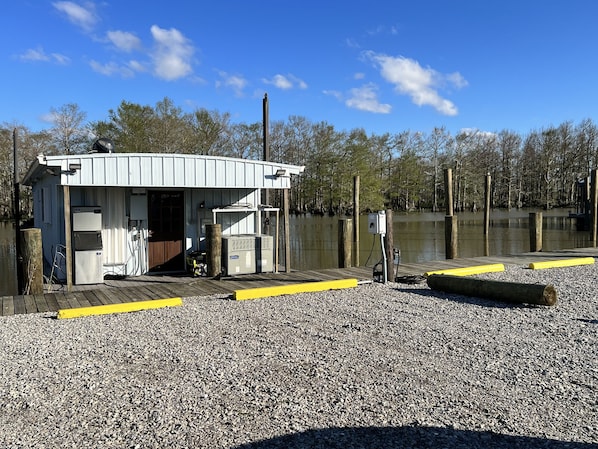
[{"x1": 148, "y1": 191, "x2": 184, "y2": 272}]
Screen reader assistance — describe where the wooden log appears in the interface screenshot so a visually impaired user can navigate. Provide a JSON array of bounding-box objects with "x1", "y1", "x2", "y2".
[
  {"x1": 206, "y1": 223, "x2": 222, "y2": 277},
  {"x1": 338, "y1": 218, "x2": 352, "y2": 268},
  {"x1": 427, "y1": 274, "x2": 557, "y2": 306}
]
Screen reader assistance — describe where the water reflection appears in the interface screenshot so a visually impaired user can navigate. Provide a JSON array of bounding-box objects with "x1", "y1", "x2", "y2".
[
  {"x1": 0, "y1": 209, "x2": 592, "y2": 295},
  {"x1": 287, "y1": 209, "x2": 592, "y2": 270}
]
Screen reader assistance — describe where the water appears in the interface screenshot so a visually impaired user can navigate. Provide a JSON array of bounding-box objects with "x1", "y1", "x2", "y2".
[
  {"x1": 0, "y1": 209, "x2": 591, "y2": 295},
  {"x1": 286, "y1": 209, "x2": 591, "y2": 270}
]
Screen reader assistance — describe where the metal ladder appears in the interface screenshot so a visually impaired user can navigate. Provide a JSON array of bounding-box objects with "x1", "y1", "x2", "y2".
[{"x1": 47, "y1": 244, "x2": 66, "y2": 292}]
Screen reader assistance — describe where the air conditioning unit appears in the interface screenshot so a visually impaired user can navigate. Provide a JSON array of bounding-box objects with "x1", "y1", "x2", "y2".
[
  {"x1": 221, "y1": 235, "x2": 256, "y2": 275},
  {"x1": 256, "y1": 235, "x2": 274, "y2": 273}
]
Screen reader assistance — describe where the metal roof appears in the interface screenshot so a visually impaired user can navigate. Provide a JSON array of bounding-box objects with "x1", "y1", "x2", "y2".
[{"x1": 22, "y1": 153, "x2": 304, "y2": 189}]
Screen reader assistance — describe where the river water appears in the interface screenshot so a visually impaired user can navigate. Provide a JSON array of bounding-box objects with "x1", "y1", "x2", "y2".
[{"x1": 0, "y1": 209, "x2": 591, "y2": 296}]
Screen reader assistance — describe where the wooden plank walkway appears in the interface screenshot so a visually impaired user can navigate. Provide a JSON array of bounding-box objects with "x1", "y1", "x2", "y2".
[{"x1": 2, "y1": 247, "x2": 598, "y2": 317}]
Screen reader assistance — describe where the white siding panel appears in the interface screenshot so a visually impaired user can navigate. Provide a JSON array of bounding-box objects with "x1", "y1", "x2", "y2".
[
  {"x1": 225, "y1": 160, "x2": 236, "y2": 187},
  {"x1": 104, "y1": 158, "x2": 119, "y2": 186},
  {"x1": 117, "y1": 156, "x2": 129, "y2": 184},
  {"x1": 93, "y1": 157, "x2": 106, "y2": 185},
  {"x1": 34, "y1": 153, "x2": 303, "y2": 189},
  {"x1": 173, "y1": 156, "x2": 185, "y2": 186},
  {"x1": 140, "y1": 157, "x2": 152, "y2": 185},
  {"x1": 185, "y1": 158, "x2": 195, "y2": 186}
]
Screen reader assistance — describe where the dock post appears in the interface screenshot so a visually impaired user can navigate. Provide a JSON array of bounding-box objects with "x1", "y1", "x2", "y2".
[
  {"x1": 338, "y1": 218, "x2": 352, "y2": 268},
  {"x1": 445, "y1": 215, "x2": 458, "y2": 259},
  {"x1": 20, "y1": 228, "x2": 43, "y2": 294},
  {"x1": 444, "y1": 168, "x2": 457, "y2": 259},
  {"x1": 484, "y1": 173, "x2": 491, "y2": 256},
  {"x1": 591, "y1": 168, "x2": 598, "y2": 244},
  {"x1": 529, "y1": 212, "x2": 542, "y2": 252},
  {"x1": 353, "y1": 175, "x2": 360, "y2": 266},
  {"x1": 206, "y1": 223, "x2": 222, "y2": 277},
  {"x1": 484, "y1": 173, "x2": 491, "y2": 235}
]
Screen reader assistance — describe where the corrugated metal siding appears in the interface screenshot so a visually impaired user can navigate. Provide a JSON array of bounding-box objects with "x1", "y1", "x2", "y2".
[{"x1": 48, "y1": 154, "x2": 299, "y2": 188}]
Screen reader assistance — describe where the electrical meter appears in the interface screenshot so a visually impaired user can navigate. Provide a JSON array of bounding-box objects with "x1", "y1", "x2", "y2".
[{"x1": 367, "y1": 210, "x2": 387, "y2": 234}]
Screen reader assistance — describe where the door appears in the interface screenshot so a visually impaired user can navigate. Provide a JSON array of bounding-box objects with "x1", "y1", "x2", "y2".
[{"x1": 148, "y1": 191, "x2": 184, "y2": 272}]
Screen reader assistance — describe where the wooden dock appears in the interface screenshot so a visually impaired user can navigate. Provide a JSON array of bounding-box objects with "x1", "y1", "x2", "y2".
[{"x1": 2, "y1": 247, "x2": 597, "y2": 317}]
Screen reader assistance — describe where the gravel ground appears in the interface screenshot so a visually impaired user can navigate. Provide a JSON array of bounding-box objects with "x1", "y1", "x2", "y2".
[{"x1": 0, "y1": 263, "x2": 596, "y2": 448}]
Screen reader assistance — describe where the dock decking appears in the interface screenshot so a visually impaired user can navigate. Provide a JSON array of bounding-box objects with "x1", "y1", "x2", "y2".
[{"x1": 2, "y1": 247, "x2": 598, "y2": 317}]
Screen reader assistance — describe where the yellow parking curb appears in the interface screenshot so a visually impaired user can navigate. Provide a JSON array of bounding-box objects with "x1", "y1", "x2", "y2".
[
  {"x1": 529, "y1": 257, "x2": 595, "y2": 270},
  {"x1": 234, "y1": 278, "x2": 359, "y2": 301},
  {"x1": 425, "y1": 263, "x2": 505, "y2": 277},
  {"x1": 57, "y1": 297, "x2": 183, "y2": 319}
]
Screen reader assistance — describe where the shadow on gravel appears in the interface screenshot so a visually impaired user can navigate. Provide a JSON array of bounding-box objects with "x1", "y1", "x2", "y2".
[
  {"x1": 232, "y1": 425, "x2": 594, "y2": 449},
  {"x1": 394, "y1": 287, "x2": 533, "y2": 309}
]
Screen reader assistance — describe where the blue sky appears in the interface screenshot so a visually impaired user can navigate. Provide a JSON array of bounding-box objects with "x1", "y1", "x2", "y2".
[{"x1": 2, "y1": 1, "x2": 598, "y2": 136}]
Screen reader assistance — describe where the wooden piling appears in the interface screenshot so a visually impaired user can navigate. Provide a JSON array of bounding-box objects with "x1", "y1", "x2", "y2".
[
  {"x1": 20, "y1": 228, "x2": 43, "y2": 295},
  {"x1": 484, "y1": 174, "x2": 491, "y2": 235},
  {"x1": 444, "y1": 168, "x2": 454, "y2": 216},
  {"x1": 445, "y1": 215, "x2": 458, "y2": 259},
  {"x1": 206, "y1": 223, "x2": 222, "y2": 277},
  {"x1": 353, "y1": 175, "x2": 360, "y2": 266},
  {"x1": 444, "y1": 168, "x2": 457, "y2": 259},
  {"x1": 529, "y1": 212, "x2": 542, "y2": 252},
  {"x1": 338, "y1": 218, "x2": 352, "y2": 268},
  {"x1": 591, "y1": 168, "x2": 598, "y2": 244}
]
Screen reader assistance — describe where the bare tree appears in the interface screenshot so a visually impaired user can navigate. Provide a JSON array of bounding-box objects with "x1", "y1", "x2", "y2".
[{"x1": 49, "y1": 103, "x2": 88, "y2": 154}]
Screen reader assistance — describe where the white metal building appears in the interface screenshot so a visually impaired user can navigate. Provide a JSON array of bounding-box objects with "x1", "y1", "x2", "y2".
[{"x1": 22, "y1": 152, "x2": 304, "y2": 284}]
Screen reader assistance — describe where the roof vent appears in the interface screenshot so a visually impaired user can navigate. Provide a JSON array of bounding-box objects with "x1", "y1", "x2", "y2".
[{"x1": 91, "y1": 138, "x2": 115, "y2": 153}]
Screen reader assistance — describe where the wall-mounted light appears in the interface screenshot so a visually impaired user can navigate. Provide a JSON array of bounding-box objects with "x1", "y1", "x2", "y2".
[
  {"x1": 68, "y1": 163, "x2": 81, "y2": 173},
  {"x1": 275, "y1": 168, "x2": 289, "y2": 178}
]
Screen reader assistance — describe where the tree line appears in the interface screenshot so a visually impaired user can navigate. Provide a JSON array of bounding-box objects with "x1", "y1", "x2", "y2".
[{"x1": 2, "y1": 97, "x2": 597, "y2": 218}]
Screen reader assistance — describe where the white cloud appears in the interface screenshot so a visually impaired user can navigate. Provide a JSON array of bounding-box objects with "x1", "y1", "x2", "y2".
[
  {"x1": 19, "y1": 47, "x2": 70, "y2": 65},
  {"x1": 150, "y1": 25, "x2": 194, "y2": 81},
  {"x1": 53, "y1": 1, "x2": 98, "y2": 32},
  {"x1": 354, "y1": 72, "x2": 365, "y2": 80},
  {"x1": 216, "y1": 71, "x2": 248, "y2": 97},
  {"x1": 106, "y1": 30, "x2": 142, "y2": 52},
  {"x1": 262, "y1": 74, "x2": 307, "y2": 90},
  {"x1": 323, "y1": 90, "x2": 343, "y2": 101},
  {"x1": 127, "y1": 60, "x2": 146, "y2": 73},
  {"x1": 365, "y1": 51, "x2": 466, "y2": 116},
  {"x1": 89, "y1": 60, "x2": 135, "y2": 78},
  {"x1": 345, "y1": 84, "x2": 392, "y2": 114}
]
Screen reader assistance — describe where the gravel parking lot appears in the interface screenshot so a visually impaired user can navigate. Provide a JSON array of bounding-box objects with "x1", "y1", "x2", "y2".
[{"x1": 0, "y1": 264, "x2": 596, "y2": 448}]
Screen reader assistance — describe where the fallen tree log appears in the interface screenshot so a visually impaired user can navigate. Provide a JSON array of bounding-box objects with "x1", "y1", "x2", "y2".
[{"x1": 426, "y1": 274, "x2": 557, "y2": 306}]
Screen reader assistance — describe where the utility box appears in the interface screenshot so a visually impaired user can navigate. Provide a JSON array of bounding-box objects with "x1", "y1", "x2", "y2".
[{"x1": 368, "y1": 211, "x2": 387, "y2": 234}]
